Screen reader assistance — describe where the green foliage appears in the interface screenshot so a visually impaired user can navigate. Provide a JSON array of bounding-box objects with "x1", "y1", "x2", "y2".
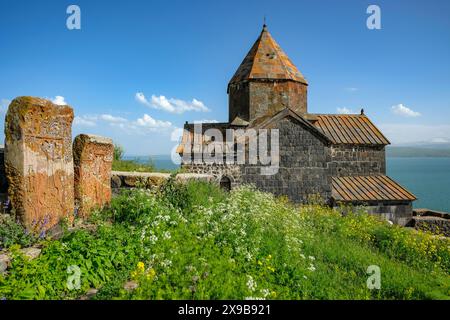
[
  {"x1": 113, "y1": 144, "x2": 124, "y2": 161},
  {"x1": 0, "y1": 215, "x2": 36, "y2": 249},
  {"x1": 0, "y1": 183, "x2": 449, "y2": 300},
  {"x1": 112, "y1": 159, "x2": 155, "y2": 173}
]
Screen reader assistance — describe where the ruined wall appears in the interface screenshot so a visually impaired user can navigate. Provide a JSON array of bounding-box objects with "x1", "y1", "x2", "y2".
[
  {"x1": 73, "y1": 134, "x2": 113, "y2": 218},
  {"x1": 4, "y1": 97, "x2": 74, "y2": 230},
  {"x1": 328, "y1": 145, "x2": 386, "y2": 177},
  {"x1": 180, "y1": 162, "x2": 242, "y2": 188},
  {"x1": 228, "y1": 80, "x2": 307, "y2": 123}
]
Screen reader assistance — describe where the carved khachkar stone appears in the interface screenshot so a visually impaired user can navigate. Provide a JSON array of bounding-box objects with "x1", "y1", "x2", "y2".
[
  {"x1": 4, "y1": 97, "x2": 75, "y2": 230},
  {"x1": 73, "y1": 134, "x2": 113, "y2": 218}
]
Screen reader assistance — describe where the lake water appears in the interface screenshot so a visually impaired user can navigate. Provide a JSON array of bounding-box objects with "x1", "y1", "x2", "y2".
[
  {"x1": 387, "y1": 157, "x2": 450, "y2": 213},
  {"x1": 128, "y1": 155, "x2": 450, "y2": 213}
]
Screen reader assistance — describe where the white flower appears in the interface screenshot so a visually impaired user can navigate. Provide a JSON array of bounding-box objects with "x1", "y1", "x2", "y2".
[
  {"x1": 308, "y1": 256, "x2": 315, "y2": 261},
  {"x1": 246, "y1": 275, "x2": 257, "y2": 292},
  {"x1": 303, "y1": 275, "x2": 308, "y2": 279},
  {"x1": 163, "y1": 231, "x2": 171, "y2": 240},
  {"x1": 149, "y1": 235, "x2": 158, "y2": 244},
  {"x1": 308, "y1": 264, "x2": 316, "y2": 272},
  {"x1": 300, "y1": 254, "x2": 306, "y2": 259},
  {"x1": 261, "y1": 289, "x2": 270, "y2": 297}
]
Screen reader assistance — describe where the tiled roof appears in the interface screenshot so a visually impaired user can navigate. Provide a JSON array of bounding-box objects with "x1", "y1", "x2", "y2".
[
  {"x1": 228, "y1": 25, "x2": 307, "y2": 87},
  {"x1": 331, "y1": 175, "x2": 416, "y2": 202},
  {"x1": 310, "y1": 114, "x2": 390, "y2": 145}
]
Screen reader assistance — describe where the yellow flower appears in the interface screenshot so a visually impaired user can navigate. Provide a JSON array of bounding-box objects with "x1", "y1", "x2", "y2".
[
  {"x1": 271, "y1": 291, "x2": 277, "y2": 298},
  {"x1": 137, "y1": 262, "x2": 145, "y2": 271},
  {"x1": 257, "y1": 260, "x2": 263, "y2": 266},
  {"x1": 267, "y1": 255, "x2": 272, "y2": 260},
  {"x1": 146, "y1": 268, "x2": 156, "y2": 280}
]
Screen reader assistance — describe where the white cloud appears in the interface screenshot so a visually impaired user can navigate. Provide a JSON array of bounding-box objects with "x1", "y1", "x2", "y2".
[
  {"x1": 135, "y1": 92, "x2": 210, "y2": 114},
  {"x1": 135, "y1": 114, "x2": 172, "y2": 129},
  {"x1": 345, "y1": 87, "x2": 358, "y2": 92},
  {"x1": 391, "y1": 103, "x2": 421, "y2": 117},
  {"x1": 52, "y1": 96, "x2": 67, "y2": 106},
  {"x1": 100, "y1": 114, "x2": 127, "y2": 123},
  {"x1": 73, "y1": 116, "x2": 96, "y2": 127},
  {"x1": 337, "y1": 107, "x2": 354, "y2": 114},
  {"x1": 1, "y1": 98, "x2": 11, "y2": 112},
  {"x1": 378, "y1": 123, "x2": 450, "y2": 145}
]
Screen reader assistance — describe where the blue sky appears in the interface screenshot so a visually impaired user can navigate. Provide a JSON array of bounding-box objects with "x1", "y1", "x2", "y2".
[{"x1": 0, "y1": 0, "x2": 449, "y2": 155}]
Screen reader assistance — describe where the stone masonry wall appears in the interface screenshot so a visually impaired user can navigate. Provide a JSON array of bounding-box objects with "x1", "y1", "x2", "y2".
[
  {"x1": 228, "y1": 80, "x2": 307, "y2": 123},
  {"x1": 249, "y1": 81, "x2": 307, "y2": 121},
  {"x1": 242, "y1": 117, "x2": 330, "y2": 203},
  {"x1": 328, "y1": 145, "x2": 386, "y2": 177},
  {"x1": 4, "y1": 97, "x2": 74, "y2": 230}
]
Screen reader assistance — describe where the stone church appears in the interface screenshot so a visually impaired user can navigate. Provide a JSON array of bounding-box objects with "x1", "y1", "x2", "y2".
[{"x1": 177, "y1": 25, "x2": 416, "y2": 225}]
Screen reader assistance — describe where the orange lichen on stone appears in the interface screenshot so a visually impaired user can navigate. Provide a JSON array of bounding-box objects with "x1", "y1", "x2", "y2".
[
  {"x1": 4, "y1": 96, "x2": 75, "y2": 231},
  {"x1": 73, "y1": 134, "x2": 113, "y2": 218}
]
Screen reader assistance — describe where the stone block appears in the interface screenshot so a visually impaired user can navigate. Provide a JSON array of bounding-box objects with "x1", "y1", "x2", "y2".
[
  {"x1": 4, "y1": 97, "x2": 74, "y2": 230},
  {"x1": 73, "y1": 134, "x2": 114, "y2": 218}
]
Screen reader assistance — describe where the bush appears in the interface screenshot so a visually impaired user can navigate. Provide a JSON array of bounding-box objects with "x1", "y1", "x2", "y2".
[
  {"x1": 0, "y1": 215, "x2": 36, "y2": 250},
  {"x1": 0, "y1": 184, "x2": 449, "y2": 300}
]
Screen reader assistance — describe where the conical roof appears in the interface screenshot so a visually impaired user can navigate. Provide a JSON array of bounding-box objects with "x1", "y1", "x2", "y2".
[{"x1": 229, "y1": 25, "x2": 308, "y2": 87}]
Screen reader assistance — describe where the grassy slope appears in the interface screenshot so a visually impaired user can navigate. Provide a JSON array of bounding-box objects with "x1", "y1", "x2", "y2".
[{"x1": 0, "y1": 181, "x2": 449, "y2": 300}]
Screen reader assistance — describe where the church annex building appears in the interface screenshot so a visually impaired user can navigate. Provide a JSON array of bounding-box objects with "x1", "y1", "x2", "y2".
[{"x1": 177, "y1": 25, "x2": 416, "y2": 225}]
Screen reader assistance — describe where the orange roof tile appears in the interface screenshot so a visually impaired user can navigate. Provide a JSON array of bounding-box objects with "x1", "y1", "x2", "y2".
[
  {"x1": 228, "y1": 25, "x2": 307, "y2": 87},
  {"x1": 332, "y1": 175, "x2": 416, "y2": 202},
  {"x1": 311, "y1": 114, "x2": 390, "y2": 145}
]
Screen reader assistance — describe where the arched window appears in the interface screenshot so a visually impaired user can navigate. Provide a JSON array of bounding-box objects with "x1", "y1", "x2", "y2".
[{"x1": 219, "y1": 176, "x2": 231, "y2": 192}]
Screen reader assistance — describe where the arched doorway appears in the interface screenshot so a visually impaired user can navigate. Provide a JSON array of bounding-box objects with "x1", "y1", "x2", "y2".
[{"x1": 219, "y1": 176, "x2": 231, "y2": 192}]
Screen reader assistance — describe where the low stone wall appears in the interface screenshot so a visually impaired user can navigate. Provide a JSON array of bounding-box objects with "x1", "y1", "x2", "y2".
[
  {"x1": 411, "y1": 209, "x2": 450, "y2": 236},
  {"x1": 111, "y1": 171, "x2": 214, "y2": 191}
]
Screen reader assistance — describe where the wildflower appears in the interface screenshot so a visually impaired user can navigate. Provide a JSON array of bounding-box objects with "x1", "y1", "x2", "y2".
[
  {"x1": 308, "y1": 256, "x2": 315, "y2": 261},
  {"x1": 146, "y1": 268, "x2": 156, "y2": 280},
  {"x1": 137, "y1": 262, "x2": 145, "y2": 271},
  {"x1": 163, "y1": 231, "x2": 171, "y2": 240},
  {"x1": 271, "y1": 291, "x2": 277, "y2": 298},
  {"x1": 308, "y1": 264, "x2": 316, "y2": 272},
  {"x1": 303, "y1": 275, "x2": 308, "y2": 279},
  {"x1": 261, "y1": 289, "x2": 270, "y2": 297},
  {"x1": 267, "y1": 254, "x2": 272, "y2": 260},
  {"x1": 300, "y1": 254, "x2": 306, "y2": 259},
  {"x1": 267, "y1": 266, "x2": 275, "y2": 272},
  {"x1": 246, "y1": 275, "x2": 257, "y2": 292},
  {"x1": 257, "y1": 260, "x2": 263, "y2": 266}
]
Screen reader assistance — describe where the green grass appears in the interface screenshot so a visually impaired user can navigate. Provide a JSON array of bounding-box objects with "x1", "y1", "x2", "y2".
[
  {"x1": 112, "y1": 159, "x2": 155, "y2": 172},
  {"x1": 0, "y1": 181, "x2": 449, "y2": 300}
]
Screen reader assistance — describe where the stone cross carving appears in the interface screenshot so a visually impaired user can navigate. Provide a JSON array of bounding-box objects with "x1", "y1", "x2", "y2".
[{"x1": 4, "y1": 97, "x2": 74, "y2": 231}]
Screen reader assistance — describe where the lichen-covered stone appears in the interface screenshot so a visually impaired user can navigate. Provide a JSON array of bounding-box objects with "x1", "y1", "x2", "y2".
[
  {"x1": 4, "y1": 97, "x2": 74, "y2": 231},
  {"x1": 112, "y1": 171, "x2": 170, "y2": 188},
  {"x1": 73, "y1": 134, "x2": 114, "y2": 218}
]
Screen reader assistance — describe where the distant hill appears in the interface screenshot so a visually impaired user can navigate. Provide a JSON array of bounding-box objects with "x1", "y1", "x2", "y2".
[{"x1": 387, "y1": 146, "x2": 450, "y2": 157}]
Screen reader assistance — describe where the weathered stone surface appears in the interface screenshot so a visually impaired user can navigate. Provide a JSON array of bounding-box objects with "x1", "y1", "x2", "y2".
[
  {"x1": 123, "y1": 280, "x2": 138, "y2": 291},
  {"x1": 20, "y1": 247, "x2": 41, "y2": 260},
  {"x1": 175, "y1": 173, "x2": 214, "y2": 182},
  {"x1": 112, "y1": 171, "x2": 170, "y2": 189},
  {"x1": 73, "y1": 134, "x2": 113, "y2": 218},
  {"x1": 4, "y1": 97, "x2": 74, "y2": 231},
  {"x1": 0, "y1": 254, "x2": 10, "y2": 273},
  {"x1": 412, "y1": 216, "x2": 450, "y2": 237}
]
